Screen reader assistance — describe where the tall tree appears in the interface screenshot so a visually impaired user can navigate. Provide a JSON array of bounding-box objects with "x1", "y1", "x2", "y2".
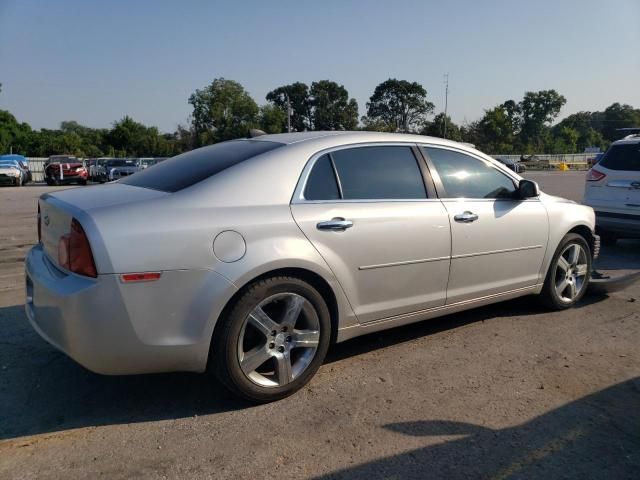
[
  {"x1": 309, "y1": 80, "x2": 358, "y2": 130},
  {"x1": 189, "y1": 78, "x2": 259, "y2": 144},
  {"x1": 258, "y1": 104, "x2": 286, "y2": 134},
  {"x1": 363, "y1": 79, "x2": 434, "y2": 133},
  {"x1": 518, "y1": 90, "x2": 566, "y2": 151},
  {"x1": 265, "y1": 82, "x2": 312, "y2": 132},
  {"x1": 597, "y1": 103, "x2": 640, "y2": 142},
  {"x1": 553, "y1": 112, "x2": 606, "y2": 152},
  {"x1": 421, "y1": 113, "x2": 463, "y2": 141}
]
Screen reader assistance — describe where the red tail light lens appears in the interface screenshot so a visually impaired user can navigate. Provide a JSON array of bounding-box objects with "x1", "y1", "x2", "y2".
[
  {"x1": 57, "y1": 218, "x2": 97, "y2": 277},
  {"x1": 586, "y1": 168, "x2": 606, "y2": 182}
]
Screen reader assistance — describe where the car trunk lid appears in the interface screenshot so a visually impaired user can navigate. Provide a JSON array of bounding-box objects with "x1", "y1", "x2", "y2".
[{"x1": 39, "y1": 183, "x2": 169, "y2": 270}]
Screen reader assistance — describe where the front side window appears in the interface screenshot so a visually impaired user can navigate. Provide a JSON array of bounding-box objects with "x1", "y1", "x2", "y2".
[{"x1": 423, "y1": 147, "x2": 517, "y2": 199}]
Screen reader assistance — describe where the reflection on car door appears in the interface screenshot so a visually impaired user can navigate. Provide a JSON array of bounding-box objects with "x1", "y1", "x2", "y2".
[
  {"x1": 422, "y1": 146, "x2": 549, "y2": 304},
  {"x1": 291, "y1": 145, "x2": 451, "y2": 323}
]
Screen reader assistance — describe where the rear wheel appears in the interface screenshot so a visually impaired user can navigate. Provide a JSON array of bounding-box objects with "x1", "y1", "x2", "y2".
[
  {"x1": 540, "y1": 233, "x2": 591, "y2": 309},
  {"x1": 211, "y1": 276, "x2": 331, "y2": 402}
]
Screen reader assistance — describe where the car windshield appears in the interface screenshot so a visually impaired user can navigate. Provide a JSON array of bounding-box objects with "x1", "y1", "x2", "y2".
[
  {"x1": 0, "y1": 160, "x2": 19, "y2": 168},
  {"x1": 120, "y1": 140, "x2": 284, "y2": 192},
  {"x1": 599, "y1": 143, "x2": 640, "y2": 171}
]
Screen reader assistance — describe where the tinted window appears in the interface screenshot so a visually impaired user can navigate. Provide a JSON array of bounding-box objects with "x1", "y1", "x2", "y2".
[
  {"x1": 599, "y1": 144, "x2": 640, "y2": 171},
  {"x1": 423, "y1": 147, "x2": 516, "y2": 199},
  {"x1": 120, "y1": 140, "x2": 284, "y2": 192},
  {"x1": 304, "y1": 154, "x2": 340, "y2": 200},
  {"x1": 331, "y1": 146, "x2": 426, "y2": 200}
]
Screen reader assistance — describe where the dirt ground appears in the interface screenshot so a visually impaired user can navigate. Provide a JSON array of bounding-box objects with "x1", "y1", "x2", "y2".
[{"x1": 0, "y1": 180, "x2": 638, "y2": 479}]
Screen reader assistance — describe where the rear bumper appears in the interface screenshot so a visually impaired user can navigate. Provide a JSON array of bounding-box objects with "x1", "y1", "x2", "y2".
[
  {"x1": 594, "y1": 210, "x2": 640, "y2": 237},
  {"x1": 25, "y1": 244, "x2": 237, "y2": 375}
]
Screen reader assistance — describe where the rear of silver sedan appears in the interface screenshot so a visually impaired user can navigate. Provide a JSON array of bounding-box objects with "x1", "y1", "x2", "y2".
[{"x1": 25, "y1": 186, "x2": 238, "y2": 375}]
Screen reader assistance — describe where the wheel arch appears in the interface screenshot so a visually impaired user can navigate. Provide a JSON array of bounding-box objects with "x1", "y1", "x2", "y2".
[{"x1": 208, "y1": 267, "x2": 342, "y2": 368}]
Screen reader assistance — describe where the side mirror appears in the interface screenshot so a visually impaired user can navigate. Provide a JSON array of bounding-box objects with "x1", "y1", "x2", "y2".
[{"x1": 517, "y1": 179, "x2": 539, "y2": 199}]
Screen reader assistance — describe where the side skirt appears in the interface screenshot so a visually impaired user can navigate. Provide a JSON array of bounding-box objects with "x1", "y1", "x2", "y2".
[{"x1": 335, "y1": 284, "x2": 542, "y2": 343}]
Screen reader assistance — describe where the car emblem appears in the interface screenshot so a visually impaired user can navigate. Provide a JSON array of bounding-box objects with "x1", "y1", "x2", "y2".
[{"x1": 43, "y1": 215, "x2": 50, "y2": 226}]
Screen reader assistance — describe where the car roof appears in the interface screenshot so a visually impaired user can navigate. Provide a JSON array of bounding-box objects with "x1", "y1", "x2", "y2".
[
  {"x1": 252, "y1": 130, "x2": 468, "y2": 149},
  {"x1": 612, "y1": 134, "x2": 640, "y2": 146}
]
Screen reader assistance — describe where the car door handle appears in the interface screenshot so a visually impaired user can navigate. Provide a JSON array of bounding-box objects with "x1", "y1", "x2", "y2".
[
  {"x1": 316, "y1": 217, "x2": 353, "y2": 231},
  {"x1": 454, "y1": 211, "x2": 479, "y2": 223}
]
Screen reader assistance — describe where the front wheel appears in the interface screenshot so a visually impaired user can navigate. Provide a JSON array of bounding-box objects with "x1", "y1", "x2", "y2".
[
  {"x1": 540, "y1": 233, "x2": 592, "y2": 310},
  {"x1": 211, "y1": 276, "x2": 331, "y2": 402}
]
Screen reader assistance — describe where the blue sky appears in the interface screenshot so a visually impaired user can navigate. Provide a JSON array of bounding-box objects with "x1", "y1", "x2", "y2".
[{"x1": 1, "y1": 0, "x2": 638, "y2": 132}]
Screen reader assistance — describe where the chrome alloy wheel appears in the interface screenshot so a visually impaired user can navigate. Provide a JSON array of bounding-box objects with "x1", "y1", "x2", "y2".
[
  {"x1": 237, "y1": 293, "x2": 321, "y2": 387},
  {"x1": 554, "y1": 243, "x2": 589, "y2": 303}
]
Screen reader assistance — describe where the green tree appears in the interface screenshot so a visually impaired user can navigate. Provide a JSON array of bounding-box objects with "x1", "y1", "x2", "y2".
[
  {"x1": 552, "y1": 112, "x2": 606, "y2": 152},
  {"x1": 189, "y1": 78, "x2": 259, "y2": 144},
  {"x1": 266, "y1": 82, "x2": 312, "y2": 132},
  {"x1": 462, "y1": 101, "x2": 521, "y2": 153},
  {"x1": 106, "y1": 116, "x2": 165, "y2": 156},
  {"x1": 597, "y1": 103, "x2": 640, "y2": 142},
  {"x1": 363, "y1": 79, "x2": 434, "y2": 133},
  {"x1": 0, "y1": 110, "x2": 32, "y2": 154},
  {"x1": 421, "y1": 113, "x2": 463, "y2": 141},
  {"x1": 309, "y1": 80, "x2": 358, "y2": 130},
  {"x1": 518, "y1": 90, "x2": 566, "y2": 151},
  {"x1": 258, "y1": 104, "x2": 286, "y2": 134}
]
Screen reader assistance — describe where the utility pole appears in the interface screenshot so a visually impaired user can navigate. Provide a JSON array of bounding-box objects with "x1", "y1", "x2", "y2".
[
  {"x1": 285, "y1": 93, "x2": 292, "y2": 133},
  {"x1": 443, "y1": 73, "x2": 449, "y2": 139}
]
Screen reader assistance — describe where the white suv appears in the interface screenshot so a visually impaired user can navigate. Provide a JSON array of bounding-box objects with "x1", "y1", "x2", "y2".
[{"x1": 583, "y1": 134, "x2": 640, "y2": 245}]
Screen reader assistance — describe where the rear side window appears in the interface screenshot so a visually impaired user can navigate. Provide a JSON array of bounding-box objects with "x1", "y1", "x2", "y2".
[
  {"x1": 304, "y1": 155, "x2": 340, "y2": 200},
  {"x1": 120, "y1": 140, "x2": 284, "y2": 192},
  {"x1": 599, "y1": 144, "x2": 640, "y2": 171},
  {"x1": 330, "y1": 146, "x2": 426, "y2": 200}
]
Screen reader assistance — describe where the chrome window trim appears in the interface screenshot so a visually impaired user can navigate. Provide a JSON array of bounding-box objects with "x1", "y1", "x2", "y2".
[{"x1": 291, "y1": 142, "x2": 430, "y2": 204}]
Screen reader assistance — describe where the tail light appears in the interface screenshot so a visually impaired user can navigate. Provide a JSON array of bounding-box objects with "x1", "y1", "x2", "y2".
[
  {"x1": 58, "y1": 218, "x2": 97, "y2": 277},
  {"x1": 37, "y1": 203, "x2": 41, "y2": 243},
  {"x1": 586, "y1": 168, "x2": 606, "y2": 182}
]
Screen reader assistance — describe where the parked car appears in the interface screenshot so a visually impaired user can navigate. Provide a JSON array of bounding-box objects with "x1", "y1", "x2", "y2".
[
  {"x1": 1, "y1": 154, "x2": 32, "y2": 184},
  {"x1": 494, "y1": 156, "x2": 526, "y2": 173},
  {"x1": 583, "y1": 133, "x2": 640, "y2": 244},
  {"x1": 138, "y1": 157, "x2": 166, "y2": 169},
  {"x1": 44, "y1": 155, "x2": 88, "y2": 185},
  {"x1": 26, "y1": 132, "x2": 598, "y2": 402},
  {"x1": 0, "y1": 158, "x2": 29, "y2": 186},
  {"x1": 100, "y1": 158, "x2": 141, "y2": 182}
]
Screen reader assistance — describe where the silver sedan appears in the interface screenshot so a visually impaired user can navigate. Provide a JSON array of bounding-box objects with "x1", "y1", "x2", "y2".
[{"x1": 25, "y1": 131, "x2": 598, "y2": 402}]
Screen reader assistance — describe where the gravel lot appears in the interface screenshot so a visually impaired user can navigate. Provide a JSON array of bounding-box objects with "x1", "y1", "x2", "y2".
[{"x1": 0, "y1": 178, "x2": 638, "y2": 479}]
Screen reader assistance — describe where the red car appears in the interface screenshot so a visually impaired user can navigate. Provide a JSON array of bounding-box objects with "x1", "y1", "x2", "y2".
[{"x1": 44, "y1": 156, "x2": 88, "y2": 185}]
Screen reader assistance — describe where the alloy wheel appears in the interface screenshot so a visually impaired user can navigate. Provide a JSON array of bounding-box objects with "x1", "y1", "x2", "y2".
[
  {"x1": 237, "y1": 293, "x2": 320, "y2": 388},
  {"x1": 554, "y1": 243, "x2": 589, "y2": 303}
]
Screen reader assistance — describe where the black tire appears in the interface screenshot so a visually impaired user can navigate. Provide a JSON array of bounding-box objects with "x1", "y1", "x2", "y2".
[
  {"x1": 45, "y1": 177, "x2": 53, "y2": 186},
  {"x1": 540, "y1": 233, "x2": 592, "y2": 310},
  {"x1": 15, "y1": 177, "x2": 22, "y2": 187},
  {"x1": 78, "y1": 179, "x2": 87, "y2": 186},
  {"x1": 210, "y1": 276, "x2": 332, "y2": 403}
]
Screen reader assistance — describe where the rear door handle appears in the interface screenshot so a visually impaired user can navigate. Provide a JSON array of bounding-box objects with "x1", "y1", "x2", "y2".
[
  {"x1": 454, "y1": 211, "x2": 479, "y2": 223},
  {"x1": 317, "y1": 217, "x2": 353, "y2": 231}
]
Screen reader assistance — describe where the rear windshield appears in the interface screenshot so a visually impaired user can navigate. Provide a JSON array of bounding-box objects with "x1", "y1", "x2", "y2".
[
  {"x1": 120, "y1": 140, "x2": 284, "y2": 192},
  {"x1": 599, "y1": 143, "x2": 640, "y2": 171}
]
